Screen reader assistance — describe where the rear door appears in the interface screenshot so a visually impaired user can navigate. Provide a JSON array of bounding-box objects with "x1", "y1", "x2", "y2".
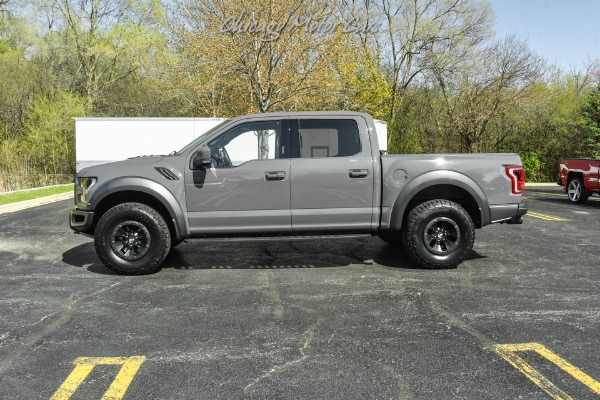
[
  {"x1": 185, "y1": 117, "x2": 291, "y2": 234},
  {"x1": 289, "y1": 116, "x2": 375, "y2": 231}
]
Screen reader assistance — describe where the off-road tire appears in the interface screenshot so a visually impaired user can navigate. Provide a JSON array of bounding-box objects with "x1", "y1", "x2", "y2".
[
  {"x1": 567, "y1": 177, "x2": 589, "y2": 204},
  {"x1": 94, "y1": 202, "x2": 171, "y2": 275},
  {"x1": 402, "y1": 199, "x2": 475, "y2": 269}
]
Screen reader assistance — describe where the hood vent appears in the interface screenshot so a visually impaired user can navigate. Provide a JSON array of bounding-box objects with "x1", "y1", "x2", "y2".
[{"x1": 155, "y1": 167, "x2": 179, "y2": 180}]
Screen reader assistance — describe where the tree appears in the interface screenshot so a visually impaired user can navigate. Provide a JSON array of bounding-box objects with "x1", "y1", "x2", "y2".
[
  {"x1": 45, "y1": 0, "x2": 165, "y2": 109},
  {"x1": 373, "y1": 0, "x2": 494, "y2": 128},
  {"x1": 23, "y1": 92, "x2": 86, "y2": 180},
  {"x1": 429, "y1": 35, "x2": 544, "y2": 152},
  {"x1": 0, "y1": 0, "x2": 10, "y2": 23},
  {"x1": 0, "y1": 44, "x2": 50, "y2": 138},
  {"x1": 172, "y1": 0, "x2": 351, "y2": 116},
  {"x1": 582, "y1": 83, "x2": 600, "y2": 157}
]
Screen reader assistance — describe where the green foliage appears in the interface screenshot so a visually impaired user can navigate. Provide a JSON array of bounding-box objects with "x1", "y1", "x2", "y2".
[
  {"x1": 0, "y1": 44, "x2": 42, "y2": 132},
  {"x1": 0, "y1": 137, "x2": 21, "y2": 176},
  {"x1": 23, "y1": 92, "x2": 86, "y2": 176},
  {"x1": 520, "y1": 152, "x2": 542, "y2": 182},
  {"x1": 582, "y1": 84, "x2": 600, "y2": 158},
  {"x1": 332, "y1": 46, "x2": 392, "y2": 120}
]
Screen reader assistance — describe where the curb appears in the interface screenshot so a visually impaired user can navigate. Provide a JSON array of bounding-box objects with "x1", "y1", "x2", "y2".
[
  {"x1": 0, "y1": 192, "x2": 73, "y2": 215},
  {"x1": 525, "y1": 183, "x2": 559, "y2": 187}
]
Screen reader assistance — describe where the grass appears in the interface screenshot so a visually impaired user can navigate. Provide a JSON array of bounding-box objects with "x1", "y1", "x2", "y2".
[{"x1": 0, "y1": 184, "x2": 73, "y2": 206}]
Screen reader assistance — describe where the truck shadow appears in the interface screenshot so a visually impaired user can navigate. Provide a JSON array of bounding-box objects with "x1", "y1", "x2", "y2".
[
  {"x1": 61, "y1": 242, "x2": 119, "y2": 275},
  {"x1": 61, "y1": 239, "x2": 487, "y2": 274}
]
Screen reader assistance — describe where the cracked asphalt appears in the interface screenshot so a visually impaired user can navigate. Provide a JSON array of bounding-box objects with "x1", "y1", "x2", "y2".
[{"x1": 0, "y1": 184, "x2": 598, "y2": 399}]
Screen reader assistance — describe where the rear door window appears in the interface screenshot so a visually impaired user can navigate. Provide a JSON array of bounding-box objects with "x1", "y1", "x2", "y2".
[{"x1": 291, "y1": 119, "x2": 361, "y2": 158}]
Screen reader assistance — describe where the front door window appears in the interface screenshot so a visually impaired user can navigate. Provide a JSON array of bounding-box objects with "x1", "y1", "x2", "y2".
[{"x1": 208, "y1": 121, "x2": 282, "y2": 168}]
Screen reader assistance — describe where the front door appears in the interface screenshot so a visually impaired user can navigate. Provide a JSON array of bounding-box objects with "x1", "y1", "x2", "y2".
[{"x1": 185, "y1": 118, "x2": 291, "y2": 234}]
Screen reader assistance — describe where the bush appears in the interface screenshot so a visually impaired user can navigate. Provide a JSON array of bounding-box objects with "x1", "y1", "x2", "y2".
[{"x1": 521, "y1": 152, "x2": 543, "y2": 182}]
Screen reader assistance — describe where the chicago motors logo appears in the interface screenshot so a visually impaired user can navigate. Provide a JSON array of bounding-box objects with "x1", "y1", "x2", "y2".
[{"x1": 219, "y1": 10, "x2": 380, "y2": 41}]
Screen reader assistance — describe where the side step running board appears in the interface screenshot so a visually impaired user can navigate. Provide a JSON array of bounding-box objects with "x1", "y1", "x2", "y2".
[{"x1": 184, "y1": 234, "x2": 373, "y2": 243}]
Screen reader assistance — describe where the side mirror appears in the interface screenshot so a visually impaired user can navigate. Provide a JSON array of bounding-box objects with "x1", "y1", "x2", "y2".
[{"x1": 193, "y1": 146, "x2": 212, "y2": 169}]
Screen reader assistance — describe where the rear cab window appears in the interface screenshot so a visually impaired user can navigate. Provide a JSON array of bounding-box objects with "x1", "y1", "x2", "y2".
[{"x1": 291, "y1": 119, "x2": 361, "y2": 158}]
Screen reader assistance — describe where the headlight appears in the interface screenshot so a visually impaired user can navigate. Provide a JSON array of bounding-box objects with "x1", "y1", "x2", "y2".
[{"x1": 75, "y1": 177, "x2": 97, "y2": 205}]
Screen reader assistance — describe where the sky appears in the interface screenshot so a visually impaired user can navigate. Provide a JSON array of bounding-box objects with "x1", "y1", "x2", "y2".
[{"x1": 490, "y1": 0, "x2": 599, "y2": 72}]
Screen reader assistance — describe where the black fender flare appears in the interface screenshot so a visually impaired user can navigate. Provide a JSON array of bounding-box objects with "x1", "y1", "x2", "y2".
[
  {"x1": 389, "y1": 170, "x2": 490, "y2": 230},
  {"x1": 88, "y1": 177, "x2": 188, "y2": 239}
]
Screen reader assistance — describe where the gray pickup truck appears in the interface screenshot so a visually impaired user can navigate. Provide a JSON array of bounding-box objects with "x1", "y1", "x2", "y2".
[{"x1": 70, "y1": 111, "x2": 527, "y2": 274}]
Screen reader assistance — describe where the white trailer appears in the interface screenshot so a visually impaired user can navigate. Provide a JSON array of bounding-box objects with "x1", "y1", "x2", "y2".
[
  {"x1": 75, "y1": 118, "x2": 226, "y2": 172},
  {"x1": 75, "y1": 117, "x2": 387, "y2": 172},
  {"x1": 373, "y1": 120, "x2": 388, "y2": 153}
]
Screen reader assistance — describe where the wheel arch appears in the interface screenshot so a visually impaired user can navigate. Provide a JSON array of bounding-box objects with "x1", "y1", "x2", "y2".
[
  {"x1": 567, "y1": 171, "x2": 584, "y2": 182},
  {"x1": 389, "y1": 171, "x2": 489, "y2": 230},
  {"x1": 88, "y1": 178, "x2": 188, "y2": 240}
]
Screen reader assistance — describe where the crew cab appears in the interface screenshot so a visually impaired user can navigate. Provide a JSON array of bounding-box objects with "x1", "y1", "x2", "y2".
[
  {"x1": 558, "y1": 158, "x2": 600, "y2": 204},
  {"x1": 70, "y1": 111, "x2": 527, "y2": 274}
]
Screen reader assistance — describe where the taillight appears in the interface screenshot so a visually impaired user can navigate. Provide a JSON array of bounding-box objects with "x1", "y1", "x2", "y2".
[{"x1": 505, "y1": 166, "x2": 525, "y2": 194}]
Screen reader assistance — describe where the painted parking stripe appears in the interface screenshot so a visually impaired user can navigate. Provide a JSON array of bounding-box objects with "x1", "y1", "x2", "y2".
[
  {"x1": 494, "y1": 343, "x2": 600, "y2": 399},
  {"x1": 51, "y1": 356, "x2": 145, "y2": 400},
  {"x1": 527, "y1": 211, "x2": 566, "y2": 221}
]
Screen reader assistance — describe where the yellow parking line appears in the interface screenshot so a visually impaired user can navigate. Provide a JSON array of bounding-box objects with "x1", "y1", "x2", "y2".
[
  {"x1": 527, "y1": 211, "x2": 566, "y2": 221},
  {"x1": 51, "y1": 356, "x2": 145, "y2": 400},
  {"x1": 494, "y1": 343, "x2": 600, "y2": 399},
  {"x1": 50, "y1": 363, "x2": 95, "y2": 400}
]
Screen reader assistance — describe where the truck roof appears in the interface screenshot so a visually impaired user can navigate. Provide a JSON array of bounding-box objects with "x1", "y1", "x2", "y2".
[
  {"x1": 228, "y1": 110, "x2": 376, "y2": 122},
  {"x1": 74, "y1": 111, "x2": 381, "y2": 122},
  {"x1": 74, "y1": 117, "x2": 225, "y2": 121}
]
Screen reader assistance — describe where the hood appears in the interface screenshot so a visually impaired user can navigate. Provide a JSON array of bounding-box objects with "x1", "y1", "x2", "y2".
[{"x1": 78, "y1": 156, "x2": 165, "y2": 176}]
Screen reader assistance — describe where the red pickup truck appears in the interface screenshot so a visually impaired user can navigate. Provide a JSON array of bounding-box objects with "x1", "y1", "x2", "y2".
[{"x1": 558, "y1": 158, "x2": 600, "y2": 203}]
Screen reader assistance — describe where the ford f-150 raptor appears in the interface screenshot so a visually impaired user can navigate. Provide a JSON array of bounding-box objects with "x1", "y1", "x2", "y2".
[{"x1": 70, "y1": 111, "x2": 527, "y2": 274}]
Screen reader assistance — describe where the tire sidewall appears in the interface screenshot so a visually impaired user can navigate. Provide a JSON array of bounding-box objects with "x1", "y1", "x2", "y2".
[
  {"x1": 95, "y1": 204, "x2": 169, "y2": 274},
  {"x1": 404, "y1": 202, "x2": 474, "y2": 268},
  {"x1": 567, "y1": 178, "x2": 588, "y2": 204}
]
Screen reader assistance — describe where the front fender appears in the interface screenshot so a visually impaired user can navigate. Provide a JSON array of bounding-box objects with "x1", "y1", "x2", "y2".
[
  {"x1": 88, "y1": 177, "x2": 188, "y2": 238},
  {"x1": 389, "y1": 170, "x2": 490, "y2": 230}
]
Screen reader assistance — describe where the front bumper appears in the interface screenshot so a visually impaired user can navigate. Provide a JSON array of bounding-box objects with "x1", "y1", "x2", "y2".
[
  {"x1": 489, "y1": 201, "x2": 528, "y2": 225},
  {"x1": 70, "y1": 208, "x2": 95, "y2": 233}
]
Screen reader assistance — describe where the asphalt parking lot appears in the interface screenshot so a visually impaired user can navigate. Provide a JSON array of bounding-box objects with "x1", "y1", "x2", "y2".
[{"x1": 0, "y1": 184, "x2": 598, "y2": 399}]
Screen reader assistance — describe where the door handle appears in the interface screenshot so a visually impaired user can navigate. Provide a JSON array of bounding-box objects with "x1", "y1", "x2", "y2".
[
  {"x1": 349, "y1": 169, "x2": 368, "y2": 178},
  {"x1": 265, "y1": 171, "x2": 285, "y2": 181}
]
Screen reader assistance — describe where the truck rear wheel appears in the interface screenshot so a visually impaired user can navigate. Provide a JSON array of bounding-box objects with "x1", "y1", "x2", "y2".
[
  {"x1": 567, "y1": 177, "x2": 589, "y2": 204},
  {"x1": 402, "y1": 200, "x2": 474, "y2": 269},
  {"x1": 94, "y1": 202, "x2": 171, "y2": 275}
]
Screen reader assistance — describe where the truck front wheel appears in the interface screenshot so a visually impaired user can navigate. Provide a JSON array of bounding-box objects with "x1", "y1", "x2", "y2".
[
  {"x1": 402, "y1": 200, "x2": 474, "y2": 269},
  {"x1": 94, "y1": 202, "x2": 171, "y2": 275}
]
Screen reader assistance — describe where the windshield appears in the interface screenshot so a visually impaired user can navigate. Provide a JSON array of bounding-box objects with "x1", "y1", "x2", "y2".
[{"x1": 174, "y1": 119, "x2": 230, "y2": 156}]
